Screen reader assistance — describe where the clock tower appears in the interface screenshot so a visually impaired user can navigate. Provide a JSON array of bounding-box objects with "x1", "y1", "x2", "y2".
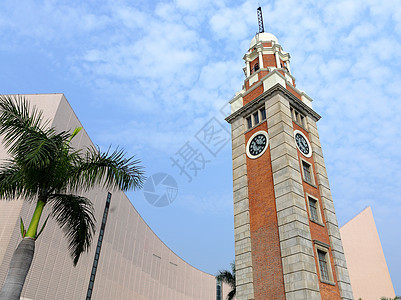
[{"x1": 225, "y1": 9, "x2": 354, "y2": 300}]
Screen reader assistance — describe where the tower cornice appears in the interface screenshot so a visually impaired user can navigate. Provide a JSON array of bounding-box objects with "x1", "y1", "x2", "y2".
[{"x1": 225, "y1": 83, "x2": 321, "y2": 124}]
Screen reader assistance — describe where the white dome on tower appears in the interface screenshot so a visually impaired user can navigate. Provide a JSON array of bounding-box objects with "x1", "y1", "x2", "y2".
[{"x1": 249, "y1": 32, "x2": 279, "y2": 49}]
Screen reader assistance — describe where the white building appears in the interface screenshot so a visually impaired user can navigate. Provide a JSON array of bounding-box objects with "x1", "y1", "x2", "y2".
[{"x1": 0, "y1": 94, "x2": 220, "y2": 300}]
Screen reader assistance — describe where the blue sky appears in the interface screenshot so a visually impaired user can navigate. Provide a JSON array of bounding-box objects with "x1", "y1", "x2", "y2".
[{"x1": 1, "y1": 0, "x2": 400, "y2": 295}]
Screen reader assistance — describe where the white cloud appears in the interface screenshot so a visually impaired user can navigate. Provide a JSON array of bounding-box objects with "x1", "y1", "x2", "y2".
[
  {"x1": 209, "y1": 1, "x2": 255, "y2": 41},
  {"x1": 113, "y1": 6, "x2": 148, "y2": 29},
  {"x1": 174, "y1": 0, "x2": 216, "y2": 12},
  {"x1": 323, "y1": 0, "x2": 363, "y2": 29}
]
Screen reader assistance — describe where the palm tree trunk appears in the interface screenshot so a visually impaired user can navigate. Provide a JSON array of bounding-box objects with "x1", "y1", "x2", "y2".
[
  {"x1": 0, "y1": 199, "x2": 44, "y2": 300},
  {"x1": 0, "y1": 238, "x2": 35, "y2": 300}
]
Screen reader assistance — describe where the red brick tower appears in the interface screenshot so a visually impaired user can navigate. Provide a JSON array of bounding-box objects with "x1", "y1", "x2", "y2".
[{"x1": 225, "y1": 11, "x2": 354, "y2": 300}]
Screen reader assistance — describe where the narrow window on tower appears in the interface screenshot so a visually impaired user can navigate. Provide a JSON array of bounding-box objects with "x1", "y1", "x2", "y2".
[
  {"x1": 254, "y1": 62, "x2": 259, "y2": 72},
  {"x1": 246, "y1": 116, "x2": 252, "y2": 129},
  {"x1": 318, "y1": 250, "x2": 330, "y2": 281},
  {"x1": 314, "y1": 242, "x2": 335, "y2": 284},
  {"x1": 300, "y1": 115, "x2": 305, "y2": 127},
  {"x1": 294, "y1": 111, "x2": 300, "y2": 123},
  {"x1": 253, "y1": 112, "x2": 259, "y2": 125},
  {"x1": 260, "y1": 108, "x2": 266, "y2": 121},
  {"x1": 307, "y1": 196, "x2": 321, "y2": 223},
  {"x1": 290, "y1": 106, "x2": 306, "y2": 128},
  {"x1": 301, "y1": 160, "x2": 313, "y2": 185},
  {"x1": 309, "y1": 198, "x2": 318, "y2": 221},
  {"x1": 283, "y1": 61, "x2": 289, "y2": 72}
]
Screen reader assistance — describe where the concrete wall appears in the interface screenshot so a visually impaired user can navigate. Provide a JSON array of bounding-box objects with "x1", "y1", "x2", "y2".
[
  {"x1": 340, "y1": 207, "x2": 395, "y2": 300},
  {"x1": 0, "y1": 94, "x2": 218, "y2": 300}
]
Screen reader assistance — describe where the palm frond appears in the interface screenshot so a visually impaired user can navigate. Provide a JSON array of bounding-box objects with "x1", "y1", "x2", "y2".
[
  {"x1": 216, "y1": 262, "x2": 236, "y2": 300},
  {"x1": 48, "y1": 193, "x2": 95, "y2": 265},
  {"x1": 0, "y1": 95, "x2": 73, "y2": 172},
  {"x1": 15, "y1": 132, "x2": 67, "y2": 169},
  {"x1": 69, "y1": 146, "x2": 145, "y2": 192},
  {"x1": 68, "y1": 127, "x2": 82, "y2": 142},
  {"x1": 0, "y1": 161, "x2": 37, "y2": 200},
  {"x1": 0, "y1": 95, "x2": 51, "y2": 153},
  {"x1": 230, "y1": 261, "x2": 236, "y2": 274},
  {"x1": 227, "y1": 289, "x2": 236, "y2": 300},
  {"x1": 36, "y1": 139, "x2": 80, "y2": 194},
  {"x1": 216, "y1": 270, "x2": 235, "y2": 287}
]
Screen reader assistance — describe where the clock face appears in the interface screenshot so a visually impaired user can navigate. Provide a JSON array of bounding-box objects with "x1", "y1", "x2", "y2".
[
  {"x1": 246, "y1": 131, "x2": 269, "y2": 159},
  {"x1": 294, "y1": 130, "x2": 312, "y2": 157}
]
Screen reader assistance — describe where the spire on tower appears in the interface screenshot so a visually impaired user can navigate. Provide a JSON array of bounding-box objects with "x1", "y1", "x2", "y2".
[{"x1": 257, "y1": 6, "x2": 264, "y2": 33}]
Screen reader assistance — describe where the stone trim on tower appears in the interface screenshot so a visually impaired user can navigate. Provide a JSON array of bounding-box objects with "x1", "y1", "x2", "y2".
[
  {"x1": 266, "y1": 93, "x2": 321, "y2": 300},
  {"x1": 307, "y1": 117, "x2": 354, "y2": 300},
  {"x1": 226, "y1": 84, "x2": 320, "y2": 124},
  {"x1": 231, "y1": 117, "x2": 255, "y2": 300}
]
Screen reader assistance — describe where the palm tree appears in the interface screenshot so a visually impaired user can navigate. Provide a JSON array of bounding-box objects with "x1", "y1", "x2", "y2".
[
  {"x1": 0, "y1": 95, "x2": 145, "y2": 300},
  {"x1": 216, "y1": 262, "x2": 236, "y2": 300}
]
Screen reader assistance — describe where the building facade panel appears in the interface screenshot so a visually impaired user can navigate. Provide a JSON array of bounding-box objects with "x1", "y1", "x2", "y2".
[
  {"x1": 0, "y1": 94, "x2": 219, "y2": 300},
  {"x1": 340, "y1": 207, "x2": 396, "y2": 300}
]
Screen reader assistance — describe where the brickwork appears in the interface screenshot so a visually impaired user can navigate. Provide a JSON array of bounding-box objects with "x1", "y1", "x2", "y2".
[
  {"x1": 263, "y1": 54, "x2": 277, "y2": 69},
  {"x1": 285, "y1": 84, "x2": 302, "y2": 100},
  {"x1": 245, "y1": 121, "x2": 286, "y2": 300},
  {"x1": 243, "y1": 85, "x2": 264, "y2": 105},
  {"x1": 259, "y1": 70, "x2": 269, "y2": 79}
]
